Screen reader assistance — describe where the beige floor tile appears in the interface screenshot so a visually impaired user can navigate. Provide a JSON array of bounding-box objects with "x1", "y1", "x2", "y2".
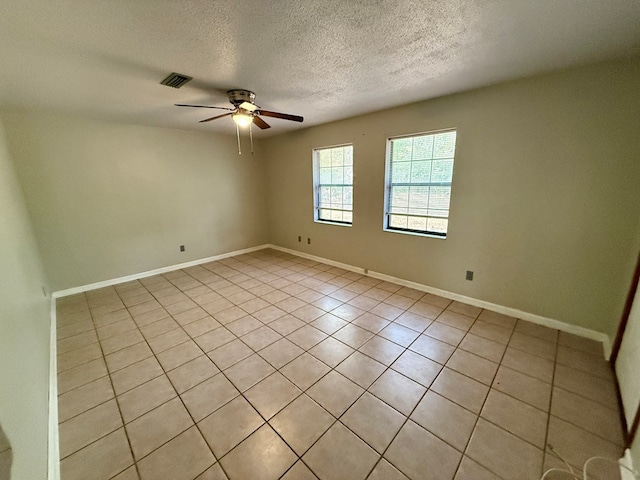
[
  {"x1": 312, "y1": 296, "x2": 343, "y2": 312},
  {"x1": 501, "y1": 346, "x2": 554, "y2": 383},
  {"x1": 378, "y1": 323, "x2": 420, "y2": 347},
  {"x1": 458, "y1": 333, "x2": 506, "y2": 363},
  {"x1": 110, "y1": 357, "x2": 164, "y2": 395},
  {"x1": 436, "y1": 310, "x2": 476, "y2": 332},
  {"x1": 57, "y1": 358, "x2": 108, "y2": 395},
  {"x1": 493, "y1": 365, "x2": 551, "y2": 411},
  {"x1": 558, "y1": 331, "x2": 602, "y2": 356},
  {"x1": 241, "y1": 325, "x2": 282, "y2": 351},
  {"x1": 125, "y1": 397, "x2": 193, "y2": 460},
  {"x1": 454, "y1": 456, "x2": 501, "y2": 480},
  {"x1": 226, "y1": 315, "x2": 262, "y2": 336},
  {"x1": 466, "y1": 419, "x2": 543, "y2": 480},
  {"x1": 369, "y1": 369, "x2": 426, "y2": 416},
  {"x1": 57, "y1": 329, "x2": 99, "y2": 355},
  {"x1": 304, "y1": 422, "x2": 379, "y2": 480},
  {"x1": 469, "y1": 321, "x2": 512, "y2": 345},
  {"x1": 166, "y1": 355, "x2": 219, "y2": 393},
  {"x1": 447, "y1": 301, "x2": 482, "y2": 318},
  {"x1": 476, "y1": 310, "x2": 517, "y2": 330},
  {"x1": 57, "y1": 343, "x2": 103, "y2": 373},
  {"x1": 424, "y1": 322, "x2": 466, "y2": 346},
  {"x1": 269, "y1": 315, "x2": 306, "y2": 335},
  {"x1": 287, "y1": 325, "x2": 328, "y2": 350},
  {"x1": 173, "y1": 307, "x2": 210, "y2": 326},
  {"x1": 131, "y1": 307, "x2": 170, "y2": 327},
  {"x1": 515, "y1": 320, "x2": 558, "y2": 343},
  {"x1": 545, "y1": 415, "x2": 624, "y2": 474},
  {"x1": 137, "y1": 426, "x2": 215, "y2": 480},
  {"x1": 180, "y1": 373, "x2": 239, "y2": 421},
  {"x1": 96, "y1": 318, "x2": 138, "y2": 341},
  {"x1": 307, "y1": 370, "x2": 364, "y2": 417},
  {"x1": 509, "y1": 331, "x2": 557, "y2": 361},
  {"x1": 394, "y1": 311, "x2": 432, "y2": 332},
  {"x1": 330, "y1": 303, "x2": 365, "y2": 321},
  {"x1": 245, "y1": 372, "x2": 302, "y2": 419},
  {"x1": 156, "y1": 340, "x2": 202, "y2": 371},
  {"x1": 408, "y1": 300, "x2": 446, "y2": 319},
  {"x1": 446, "y1": 349, "x2": 499, "y2": 386},
  {"x1": 59, "y1": 399, "x2": 123, "y2": 458},
  {"x1": 195, "y1": 463, "x2": 228, "y2": 480},
  {"x1": 335, "y1": 351, "x2": 386, "y2": 388},
  {"x1": 383, "y1": 294, "x2": 416, "y2": 311},
  {"x1": 111, "y1": 465, "x2": 140, "y2": 480},
  {"x1": 280, "y1": 353, "x2": 331, "y2": 390},
  {"x1": 352, "y1": 312, "x2": 390, "y2": 333},
  {"x1": 309, "y1": 337, "x2": 354, "y2": 367},
  {"x1": 408, "y1": 334, "x2": 455, "y2": 365},
  {"x1": 281, "y1": 460, "x2": 319, "y2": 480},
  {"x1": 333, "y1": 323, "x2": 375, "y2": 349},
  {"x1": 58, "y1": 376, "x2": 115, "y2": 422},
  {"x1": 358, "y1": 336, "x2": 405, "y2": 366},
  {"x1": 182, "y1": 316, "x2": 221, "y2": 337},
  {"x1": 259, "y1": 338, "x2": 305, "y2": 369},
  {"x1": 117, "y1": 375, "x2": 176, "y2": 423},
  {"x1": 481, "y1": 389, "x2": 548, "y2": 448},
  {"x1": 270, "y1": 394, "x2": 335, "y2": 456},
  {"x1": 60, "y1": 428, "x2": 133, "y2": 480},
  {"x1": 410, "y1": 390, "x2": 477, "y2": 452},
  {"x1": 341, "y1": 392, "x2": 405, "y2": 453},
  {"x1": 556, "y1": 345, "x2": 613, "y2": 380},
  {"x1": 550, "y1": 387, "x2": 625, "y2": 445},
  {"x1": 224, "y1": 353, "x2": 275, "y2": 391},
  {"x1": 198, "y1": 396, "x2": 264, "y2": 457},
  {"x1": 391, "y1": 350, "x2": 442, "y2": 387},
  {"x1": 385, "y1": 420, "x2": 461, "y2": 480},
  {"x1": 367, "y1": 459, "x2": 409, "y2": 480},
  {"x1": 553, "y1": 364, "x2": 618, "y2": 408},
  {"x1": 138, "y1": 317, "x2": 180, "y2": 339},
  {"x1": 369, "y1": 302, "x2": 403, "y2": 321},
  {"x1": 431, "y1": 367, "x2": 489, "y2": 414},
  {"x1": 207, "y1": 339, "x2": 253, "y2": 369},
  {"x1": 105, "y1": 342, "x2": 153, "y2": 373},
  {"x1": 101, "y1": 329, "x2": 145, "y2": 355},
  {"x1": 194, "y1": 327, "x2": 235, "y2": 352},
  {"x1": 220, "y1": 425, "x2": 297, "y2": 480},
  {"x1": 147, "y1": 328, "x2": 190, "y2": 354}
]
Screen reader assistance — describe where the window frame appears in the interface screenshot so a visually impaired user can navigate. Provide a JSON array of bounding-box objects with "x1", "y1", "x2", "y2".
[
  {"x1": 312, "y1": 143, "x2": 354, "y2": 227},
  {"x1": 383, "y1": 128, "x2": 457, "y2": 238}
]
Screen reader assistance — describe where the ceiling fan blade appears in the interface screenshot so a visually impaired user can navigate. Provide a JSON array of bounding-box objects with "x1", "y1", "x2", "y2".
[
  {"x1": 199, "y1": 112, "x2": 234, "y2": 123},
  {"x1": 253, "y1": 116, "x2": 271, "y2": 129},
  {"x1": 175, "y1": 104, "x2": 234, "y2": 111},
  {"x1": 257, "y1": 110, "x2": 304, "y2": 122}
]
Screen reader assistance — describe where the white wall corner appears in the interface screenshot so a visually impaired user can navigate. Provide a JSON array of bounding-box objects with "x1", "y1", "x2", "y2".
[
  {"x1": 620, "y1": 448, "x2": 638, "y2": 480},
  {"x1": 268, "y1": 244, "x2": 611, "y2": 359}
]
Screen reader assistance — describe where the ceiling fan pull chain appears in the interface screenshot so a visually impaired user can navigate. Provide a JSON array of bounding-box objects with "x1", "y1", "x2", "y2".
[
  {"x1": 249, "y1": 122, "x2": 254, "y2": 155},
  {"x1": 236, "y1": 123, "x2": 242, "y2": 155}
]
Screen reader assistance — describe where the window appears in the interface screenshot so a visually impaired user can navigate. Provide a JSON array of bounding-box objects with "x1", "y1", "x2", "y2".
[
  {"x1": 313, "y1": 144, "x2": 354, "y2": 225},
  {"x1": 384, "y1": 130, "x2": 457, "y2": 237}
]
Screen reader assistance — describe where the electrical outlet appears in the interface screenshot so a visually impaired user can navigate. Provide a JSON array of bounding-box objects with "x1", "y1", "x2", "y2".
[
  {"x1": 364, "y1": 268, "x2": 369, "y2": 274},
  {"x1": 298, "y1": 236, "x2": 301, "y2": 242},
  {"x1": 466, "y1": 270, "x2": 474, "y2": 281},
  {"x1": 180, "y1": 245, "x2": 185, "y2": 252},
  {"x1": 307, "y1": 238, "x2": 311, "y2": 245}
]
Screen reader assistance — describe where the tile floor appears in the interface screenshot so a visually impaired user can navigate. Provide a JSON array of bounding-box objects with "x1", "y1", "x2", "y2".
[{"x1": 55, "y1": 248, "x2": 626, "y2": 480}]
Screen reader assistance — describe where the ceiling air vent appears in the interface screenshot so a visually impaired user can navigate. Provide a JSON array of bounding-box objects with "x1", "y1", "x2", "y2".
[{"x1": 160, "y1": 72, "x2": 193, "y2": 89}]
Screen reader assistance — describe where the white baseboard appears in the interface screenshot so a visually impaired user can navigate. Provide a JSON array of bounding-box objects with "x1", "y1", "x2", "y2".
[
  {"x1": 269, "y1": 244, "x2": 611, "y2": 359},
  {"x1": 52, "y1": 244, "x2": 271, "y2": 298},
  {"x1": 48, "y1": 297, "x2": 60, "y2": 480}
]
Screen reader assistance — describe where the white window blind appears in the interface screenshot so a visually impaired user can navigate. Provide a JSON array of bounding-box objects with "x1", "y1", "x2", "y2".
[
  {"x1": 313, "y1": 144, "x2": 354, "y2": 225},
  {"x1": 385, "y1": 130, "x2": 456, "y2": 236}
]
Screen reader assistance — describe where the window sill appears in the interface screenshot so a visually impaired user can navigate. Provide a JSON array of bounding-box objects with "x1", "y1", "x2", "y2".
[
  {"x1": 383, "y1": 227, "x2": 446, "y2": 239},
  {"x1": 315, "y1": 220, "x2": 352, "y2": 228}
]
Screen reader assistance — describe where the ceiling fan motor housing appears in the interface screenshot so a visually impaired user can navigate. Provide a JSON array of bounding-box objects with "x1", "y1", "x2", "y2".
[{"x1": 227, "y1": 89, "x2": 256, "y2": 107}]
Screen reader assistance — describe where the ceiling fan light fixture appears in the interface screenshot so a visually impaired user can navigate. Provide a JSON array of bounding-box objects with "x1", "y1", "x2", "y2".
[{"x1": 232, "y1": 111, "x2": 253, "y2": 127}]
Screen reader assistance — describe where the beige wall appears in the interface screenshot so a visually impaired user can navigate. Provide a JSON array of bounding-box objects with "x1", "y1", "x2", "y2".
[
  {"x1": 263, "y1": 58, "x2": 640, "y2": 337},
  {"x1": 0, "y1": 117, "x2": 50, "y2": 479},
  {"x1": 1, "y1": 110, "x2": 270, "y2": 291}
]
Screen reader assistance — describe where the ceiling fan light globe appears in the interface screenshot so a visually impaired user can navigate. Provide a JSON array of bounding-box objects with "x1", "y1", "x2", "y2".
[{"x1": 232, "y1": 112, "x2": 253, "y2": 127}]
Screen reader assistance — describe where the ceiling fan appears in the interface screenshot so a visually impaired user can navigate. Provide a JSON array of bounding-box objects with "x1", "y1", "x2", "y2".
[{"x1": 175, "y1": 89, "x2": 303, "y2": 130}]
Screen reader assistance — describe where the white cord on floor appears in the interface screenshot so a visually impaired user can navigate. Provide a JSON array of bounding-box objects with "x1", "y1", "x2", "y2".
[{"x1": 539, "y1": 454, "x2": 640, "y2": 480}]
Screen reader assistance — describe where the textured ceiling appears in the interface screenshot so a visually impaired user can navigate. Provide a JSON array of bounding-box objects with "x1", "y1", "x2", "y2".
[{"x1": 0, "y1": 0, "x2": 639, "y2": 136}]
